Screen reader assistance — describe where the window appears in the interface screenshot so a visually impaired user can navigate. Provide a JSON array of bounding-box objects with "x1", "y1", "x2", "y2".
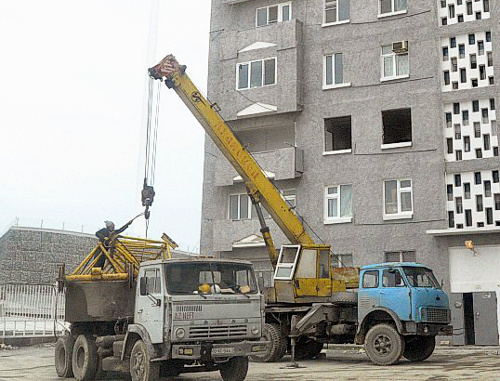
[
  {"x1": 495, "y1": 194, "x2": 500, "y2": 210},
  {"x1": 379, "y1": 0, "x2": 407, "y2": 15},
  {"x1": 447, "y1": 184, "x2": 453, "y2": 201},
  {"x1": 324, "y1": 0, "x2": 350, "y2": 24},
  {"x1": 362, "y1": 270, "x2": 379, "y2": 288},
  {"x1": 470, "y1": 54, "x2": 477, "y2": 69},
  {"x1": 332, "y1": 253, "x2": 354, "y2": 268},
  {"x1": 493, "y1": 170, "x2": 499, "y2": 183},
  {"x1": 453, "y1": 103, "x2": 460, "y2": 114},
  {"x1": 462, "y1": 110, "x2": 469, "y2": 125},
  {"x1": 476, "y1": 194, "x2": 483, "y2": 211},
  {"x1": 383, "y1": 269, "x2": 406, "y2": 287},
  {"x1": 385, "y1": 250, "x2": 416, "y2": 262},
  {"x1": 324, "y1": 116, "x2": 352, "y2": 152},
  {"x1": 490, "y1": 98, "x2": 495, "y2": 110},
  {"x1": 464, "y1": 136, "x2": 470, "y2": 152},
  {"x1": 444, "y1": 71, "x2": 450, "y2": 85},
  {"x1": 450, "y1": 37, "x2": 456, "y2": 48},
  {"x1": 442, "y1": 47, "x2": 449, "y2": 61},
  {"x1": 487, "y1": 52, "x2": 493, "y2": 67},
  {"x1": 467, "y1": 1, "x2": 473, "y2": 14},
  {"x1": 324, "y1": 53, "x2": 346, "y2": 87},
  {"x1": 458, "y1": 14, "x2": 464, "y2": 22},
  {"x1": 142, "y1": 268, "x2": 161, "y2": 295},
  {"x1": 473, "y1": 100, "x2": 479, "y2": 112},
  {"x1": 484, "y1": 134, "x2": 491, "y2": 150},
  {"x1": 455, "y1": 174, "x2": 461, "y2": 187},
  {"x1": 476, "y1": 148, "x2": 483, "y2": 158},
  {"x1": 449, "y1": 4, "x2": 455, "y2": 18},
  {"x1": 381, "y1": 44, "x2": 409, "y2": 80},
  {"x1": 478, "y1": 40, "x2": 484, "y2": 55},
  {"x1": 459, "y1": 44, "x2": 465, "y2": 59},
  {"x1": 384, "y1": 179, "x2": 413, "y2": 218},
  {"x1": 451, "y1": 57, "x2": 458, "y2": 71},
  {"x1": 446, "y1": 112, "x2": 452, "y2": 127},
  {"x1": 484, "y1": 180, "x2": 491, "y2": 197},
  {"x1": 486, "y1": 31, "x2": 491, "y2": 43},
  {"x1": 474, "y1": 172, "x2": 482, "y2": 184},
  {"x1": 325, "y1": 185, "x2": 353, "y2": 223},
  {"x1": 237, "y1": 58, "x2": 276, "y2": 90},
  {"x1": 274, "y1": 246, "x2": 300, "y2": 280},
  {"x1": 382, "y1": 108, "x2": 412, "y2": 146},
  {"x1": 486, "y1": 207, "x2": 493, "y2": 224},
  {"x1": 456, "y1": 197, "x2": 463, "y2": 214},
  {"x1": 447, "y1": 138, "x2": 453, "y2": 154},
  {"x1": 229, "y1": 194, "x2": 251, "y2": 220},
  {"x1": 474, "y1": 122, "x2": 481, "y2": 138},
  {"x1": 256, "y1": 2, "x2": 291, "y2": 27},
  {"x1": 456, "y1": 150, "x2": 462, "y2": 160},
  {"x1": 455, "y1": 124, "x2": 461, "y2": 139},
  {"x1": 448, "y1": 211, "x2": 455, "y2": 228},
  {"x1": 469, "y1": 34, "x2": 476, "y2": 45},
  {"x1": 482, "y1": 108, "x2": 489, "y2": 123},
  {"x1": 484, "y1": 0, "x2": 490, "y2": 12},
  {"x1": 479, "y1": 65, "x2": 486, "y2": 80},
  {"x1": 464, "y1": 183, "x2": 471, "y2": 199}
]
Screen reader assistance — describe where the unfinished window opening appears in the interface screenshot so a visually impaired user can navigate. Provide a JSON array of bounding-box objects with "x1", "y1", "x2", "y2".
[
  {"x1": 324, "y1": 116, "x2": 352, "y2": 152},
  {"x1": 382, "y1": 108, "x2": 411, "y2": 146}
]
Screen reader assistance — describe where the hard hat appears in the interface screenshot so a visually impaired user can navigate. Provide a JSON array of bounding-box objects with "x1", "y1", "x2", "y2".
[
  {"x1": 199, "y1": 283, "x2": 211, "y2": 294},
  {"x1": 105, "y1": 221, "x2": 115, "y2": 229}
]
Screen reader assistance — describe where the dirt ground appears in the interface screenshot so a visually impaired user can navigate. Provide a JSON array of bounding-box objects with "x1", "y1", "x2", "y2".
[{"x1": 0, "y1": 344, "x2": 499, "y2": 381}]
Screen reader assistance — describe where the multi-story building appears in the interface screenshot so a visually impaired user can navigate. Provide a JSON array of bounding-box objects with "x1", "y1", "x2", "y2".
[{"x1": 201, "y1": 0, "x2": 500, "y2": 345}]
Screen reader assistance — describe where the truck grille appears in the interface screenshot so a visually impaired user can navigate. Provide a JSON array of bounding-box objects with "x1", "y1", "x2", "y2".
[
  {"x1": 421, "y1": 307, "x2": 451, "y2": 323},
  {"x1": 188, "y1": 324, "x2": 248, "y2": 340}
]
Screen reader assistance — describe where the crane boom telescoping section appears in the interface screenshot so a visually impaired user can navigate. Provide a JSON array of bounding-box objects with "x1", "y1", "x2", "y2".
[{"x1": 148, "y1": 55, "x2": 318, "y2": 268}]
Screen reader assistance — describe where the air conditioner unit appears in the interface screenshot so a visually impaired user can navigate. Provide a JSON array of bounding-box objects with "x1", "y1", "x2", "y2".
[{"x1": 392, "y1": 40, "x2": 408, "y2": 54}]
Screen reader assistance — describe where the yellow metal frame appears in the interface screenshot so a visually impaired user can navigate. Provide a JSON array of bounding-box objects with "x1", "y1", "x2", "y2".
[{"x1": 66, "y1": 234, "x2": 175, "y2": 281}]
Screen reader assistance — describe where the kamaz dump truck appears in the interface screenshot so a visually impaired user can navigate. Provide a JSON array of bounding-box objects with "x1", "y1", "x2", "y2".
[{"x1": 54, "y1": 235, "x2": 267, "y2": 381}]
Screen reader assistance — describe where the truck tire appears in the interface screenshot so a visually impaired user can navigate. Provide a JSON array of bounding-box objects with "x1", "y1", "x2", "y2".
[
  {"x1": 293, "y1": 337, "x2": 324, "y2": 360},
  {"x1": 403, "y1": 336, "x2": 436, "y2": 362},
  {"x1": 249, "y1": 323, "x2": 286, "y2": 362},
  {"x1": 129, "y1": 339, "x2": 159, "y2": 381},
  {"x1": 364, "y1": 324, "x2": 405, "y2": 366},
  {"x1": 330, "y1": 291, "x2": 358, "y2": 305},
  {"x1": 220, "y1": 356, "x2": 249, "y2": 381},
  {"x1": 55, "y1": 336, "x2": 75, "y2": 378},
  {"x1": 72, "y1": 334, "x2": 98, "y2": 381}
]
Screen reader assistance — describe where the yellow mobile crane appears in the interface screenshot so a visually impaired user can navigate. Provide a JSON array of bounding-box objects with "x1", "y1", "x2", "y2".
[{"x1": 149, "y1": 55, "x2": 359, "y2": 362}]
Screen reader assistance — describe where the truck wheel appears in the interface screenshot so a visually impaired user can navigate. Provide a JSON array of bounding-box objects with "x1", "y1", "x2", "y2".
[
  {"x1": 72, "y1": 334, "x2": 98, "y2": 381},
  {"x1": 249, "y1": 323, "x2": 286, "y2": 362},
  {"x1": 55, "y1": 336, "x2": 75, "y2": 378},
  {"x1": 293, "y1": 337, "x2": 324, "y2": 360},
  {"x1": 220, "y1": 356, "x2": 249, "y2": 381},
  {"x1": 364, "y1": 324, "x2": 405, "y2": 366},
  {"x1": 403, "y1": 336, "x2": 436, "y2": 362},
  {"x1": 130, "y1": 339, "x2": 159, "y2": 381}
]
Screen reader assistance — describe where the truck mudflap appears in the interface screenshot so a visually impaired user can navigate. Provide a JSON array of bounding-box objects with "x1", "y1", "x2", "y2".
[{"x1": 171, "y1": 341, "x2": 268, "y2": 361}]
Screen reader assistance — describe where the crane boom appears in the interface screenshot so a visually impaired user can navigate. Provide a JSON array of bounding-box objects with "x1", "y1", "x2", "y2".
[{"x1": 149, "y1": 55, "x2": 317, "y2": 267}]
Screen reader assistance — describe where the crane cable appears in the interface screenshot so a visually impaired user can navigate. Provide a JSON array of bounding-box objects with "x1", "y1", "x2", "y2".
[{"x1": 142, "y1": 78, "x2": 162, "y2": 237}]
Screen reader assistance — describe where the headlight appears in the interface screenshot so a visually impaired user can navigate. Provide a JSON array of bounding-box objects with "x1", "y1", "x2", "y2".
[
  {"x1": 251, "y1": 326, "x2": 260, "y2": 335},
  {"x1": 175, "y1": 328, "x2": 186, "y2": 339}
]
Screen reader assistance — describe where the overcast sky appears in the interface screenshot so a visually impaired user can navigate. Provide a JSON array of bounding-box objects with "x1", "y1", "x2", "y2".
[{"x1": 0, "y1": 1, "x2": 211, "y2": 252}]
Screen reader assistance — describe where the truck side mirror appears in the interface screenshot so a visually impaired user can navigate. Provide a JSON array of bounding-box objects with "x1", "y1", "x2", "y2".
[{"x1": 140, "y1": 277, "x2": 147, "y2": 296}]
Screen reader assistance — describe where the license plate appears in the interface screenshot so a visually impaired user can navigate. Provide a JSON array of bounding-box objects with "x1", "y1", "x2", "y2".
[{"x1": 212, "y1": 347, "x2": 235, "y2": 355}]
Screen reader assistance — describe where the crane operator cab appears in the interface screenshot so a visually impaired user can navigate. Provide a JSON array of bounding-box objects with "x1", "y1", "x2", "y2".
[{"x1": 269, "y1": 245, "x2": 357, "y2": 304}]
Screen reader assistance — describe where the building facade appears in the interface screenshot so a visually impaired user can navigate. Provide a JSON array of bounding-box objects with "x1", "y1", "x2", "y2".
[{"x1": 201, "y1": 0, "x2": 500, "y2": 345}]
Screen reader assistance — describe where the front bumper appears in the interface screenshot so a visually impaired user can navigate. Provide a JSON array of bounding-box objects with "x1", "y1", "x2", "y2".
[
  {"x1": 172, "y1": 340, "x2": 269, "y2": 361},
  {"x1": 416, "y1": 323, "x2": 453, "y2": 336}
]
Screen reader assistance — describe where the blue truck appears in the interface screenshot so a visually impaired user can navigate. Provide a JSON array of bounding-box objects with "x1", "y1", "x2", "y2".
[{"x1": 260, "y1": 257, "x2": 453, "y2": 366}]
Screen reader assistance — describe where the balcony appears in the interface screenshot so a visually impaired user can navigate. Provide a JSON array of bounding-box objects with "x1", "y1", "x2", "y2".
[
  {"x1": 213, "y1": 19, "x2": 304, "y2": 121},
  {"x1": 214, "y1": 146, "x2": 303, "y2": 187}
]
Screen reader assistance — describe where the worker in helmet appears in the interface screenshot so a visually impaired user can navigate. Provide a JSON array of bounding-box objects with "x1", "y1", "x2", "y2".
[{"x1": 93, "y1": 220, "x2": 133, "y2": 268}]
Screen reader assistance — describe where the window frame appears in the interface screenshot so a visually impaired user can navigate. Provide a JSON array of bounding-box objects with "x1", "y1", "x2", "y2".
[
  {"x1": 378, "y1": 0, "x2": 408, "y2": 18},
  {"x1": 229, "y1": 193, "x2": 252, "y2": 220},
  {"x1": 236, "y1": 57, "x2": 277, "y2": 90},
  {"x1": 324, "y1": 184, "x2": 353, "y2": 224},
  {"x1": 383, "y1": 179, "x2": 414, "y2": 220},
  {"x1": 274, "y1": 245, "x2": 301, "y2": 281},
  {"x1": 323, "y1": 53, "x2": 350, "y2": 89},
  {"x1": 381, "y1": 44, "x2": 409, "y2": 82},
  {"x1": 323, "y1": 115, "x2": 352, "y2": 154},
  {"x1": 323, "y1": 0, "x2": 350, "y2": 26},
  {"x1": 255, "y1": 2, "x2": 292, "y2": 27}
]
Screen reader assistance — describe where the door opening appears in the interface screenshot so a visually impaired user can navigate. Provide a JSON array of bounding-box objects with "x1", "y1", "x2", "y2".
[{"x1": 463, "y1": 293, "x2": 475, "y2": 345}]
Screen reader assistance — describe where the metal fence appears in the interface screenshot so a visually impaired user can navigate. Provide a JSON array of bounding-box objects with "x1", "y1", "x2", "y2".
[{"x1": 0, "y1": 284, "x2": 68, "y2": 338}]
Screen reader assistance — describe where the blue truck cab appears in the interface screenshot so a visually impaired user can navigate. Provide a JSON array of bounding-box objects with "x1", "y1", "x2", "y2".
[{"x1": 355, "y1": 262, "x2": 453, "y2": 365}]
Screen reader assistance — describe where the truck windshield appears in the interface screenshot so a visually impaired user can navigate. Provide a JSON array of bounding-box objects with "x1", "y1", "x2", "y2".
[
  {"x1": 402, "y1": 267, "x2": 440, "y2": 288},
  {"x1": 164, "y1": 262, "x2": 258, "y2": 295}
]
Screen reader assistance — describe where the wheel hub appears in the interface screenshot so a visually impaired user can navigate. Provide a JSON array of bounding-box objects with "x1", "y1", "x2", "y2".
[{"x1": 374, "y1": 334, "x2": 392, "y2": 356}]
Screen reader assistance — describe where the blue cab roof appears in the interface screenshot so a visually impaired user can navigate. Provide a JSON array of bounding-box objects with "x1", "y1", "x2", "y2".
[{"x1": 361, "y1": 262, "x2": 432, "y2": 271}]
